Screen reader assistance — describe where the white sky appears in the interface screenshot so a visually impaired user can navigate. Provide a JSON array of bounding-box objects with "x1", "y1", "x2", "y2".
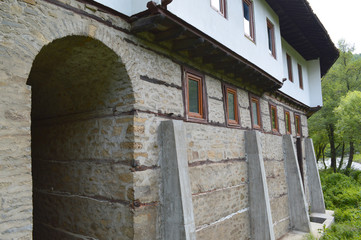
[{"x1": 307, "y1": 0, "x2": 361, "y2": 53}]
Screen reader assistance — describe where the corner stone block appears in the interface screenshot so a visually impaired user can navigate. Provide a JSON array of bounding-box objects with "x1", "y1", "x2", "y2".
[
  {"x1": 283, "y1": 135, "x2": 311, "y2": 232},
  {"x1": 160, "y1": 120, "x2": 196, "y2": 240},
  {"x1": 245, "y1": 130, "x2": 275, "y2": 240},
  {"x1": 305, "y1": 138, "x2": 326, "y2": 213}
]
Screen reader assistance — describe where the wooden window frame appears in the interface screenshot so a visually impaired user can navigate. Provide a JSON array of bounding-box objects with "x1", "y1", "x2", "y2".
[
  {"x1": 211, "y1": 0, "x2": 227, "y2": 18},
  {"x1": 223, "y1": 84, "x2": 240, "y2": 127},
  {"x1": 298, "y1": 64, "x2": 303, "y2": 89},
  {"x1": 183, "y1": 67, "x2": 208, "y2": 123},
  {"x1": 267, "y1": 19, "x2": 276, "y2": 59},
  {"x1": 250, "y1": 95, "x2": 262, "y2": 129},
  {"x1": 269, "y1": 103, "x2": 279, "y2": 133},
  {"x1": 295, "y1": 114, "x2": 302, "y2": 136},
  {"x1": 286, "y1": 53, "x2": 293, "y2": 82},
  {"x1": 243, "y1": 0, "x2": 255, "y2": 41},
  {"x1": 284, "y1": 110, "x2": 292, "y2": 134}
]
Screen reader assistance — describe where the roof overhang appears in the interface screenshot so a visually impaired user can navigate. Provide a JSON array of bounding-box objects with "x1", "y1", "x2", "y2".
[
  {"x1": 265, "y1": 0, "x2": 339, "y2": 76},
  {"x1": 129, "y1": 2, "x2": 283, "y2": 93}
]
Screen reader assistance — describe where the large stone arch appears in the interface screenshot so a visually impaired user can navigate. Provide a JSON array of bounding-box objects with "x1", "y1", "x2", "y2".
[
  {"x1": 0, "y1": 1, "x2": 136, "y2": 239},
  {"x1": 29, "y1": 35, "x2": 135, "y2": 239}
]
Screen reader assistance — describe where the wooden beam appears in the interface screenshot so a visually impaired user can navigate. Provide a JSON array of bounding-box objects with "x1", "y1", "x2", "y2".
[
  {"x1": 155, "y1": 26, "x2": 186, "y2": 42},
  {"x1": 172, "y1": 37, "x2": 204, "y2": 51},
  {"x1": 188, "y1": 44, "x2": 217, "y2": 58},
  {"x1": 131, "y1": 15, "x2": 165, "y2": 33}
]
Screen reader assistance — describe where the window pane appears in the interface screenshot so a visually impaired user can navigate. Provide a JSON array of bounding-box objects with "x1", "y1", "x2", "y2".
[
  {"x1": 211, "y1": 0, "x2": 221, "y2": 11},
  {"x1": 243, "y1": 2, "x2": 250, "y2": 36},
  {"x1": 285, "y1": 113, "x2": 290, "y2": 132},
  {"x1": 189, "y1": 79, "x2": 199, "y2": 113},
  {"x1": 252, "y1": 101, "x2": 258, "y2": 126},
  {"x1": 268, "y1": 27, "x2": 273, "y2": 53},
  {"x1": 272, "y1": 108, "x2": 277, "y2": 129},
  {"x1": 228, "y1": 92, "x2": 235, "y2": 120}
]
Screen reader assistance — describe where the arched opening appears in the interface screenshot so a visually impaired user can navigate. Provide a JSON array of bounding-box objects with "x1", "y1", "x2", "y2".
[{"x1": 28, "y1": 36, "x2": 135, "y2": 239}]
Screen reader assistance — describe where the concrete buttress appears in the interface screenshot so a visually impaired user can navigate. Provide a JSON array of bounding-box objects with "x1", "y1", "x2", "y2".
[{"x1": 160, "y1": 120, "x2": 196, "y2": 240}]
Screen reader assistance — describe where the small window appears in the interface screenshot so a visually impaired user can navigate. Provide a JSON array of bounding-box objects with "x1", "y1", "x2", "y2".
[
  {"x1": 267, "y1": 19, "x2": 276, "y2": 58},
  {"x1": 295, "y1": 114, "x2": 301, "y2": 136},
  {"x1": 211, "y1": 0, "x2": 226, "y2": 17},
  {"x1": 269, "y1": 104, "x2": 278, "y2": 132},
  {"x1": 250, "y1": 96, "x2": 261, "y2": 129},
  {"x1": 285, "y1": 110, "x2": 291, "y2": 134},
  {"x1": 224, "y1": 85, "x2": 239, "y2": 126},
  {"x1": 243, "y1": 0, "x2": 254, "y2": 40},
  {"x1": 184, "y1": 68, "x2": 207, "y2": 121},
  {"x1": 298, "y1": 64, "x2": 303, "y2": 89},
  {"x1": 287, "y1": 54, "x2": 293, "y2": 82}
]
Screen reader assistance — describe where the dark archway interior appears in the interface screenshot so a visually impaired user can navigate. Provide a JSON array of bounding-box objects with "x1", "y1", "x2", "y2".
[{"x1": 29, "y1": 36, "x2": 135, "y2": 239}]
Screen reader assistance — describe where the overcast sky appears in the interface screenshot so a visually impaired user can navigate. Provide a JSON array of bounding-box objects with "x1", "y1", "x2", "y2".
[{"x1": 307, "y1": 0, "x2": 361, "y2": 53}]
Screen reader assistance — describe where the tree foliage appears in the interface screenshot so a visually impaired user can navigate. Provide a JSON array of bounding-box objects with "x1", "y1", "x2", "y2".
[{"x1": 309, "y1": 40, "x2": 361, "y2": 172}]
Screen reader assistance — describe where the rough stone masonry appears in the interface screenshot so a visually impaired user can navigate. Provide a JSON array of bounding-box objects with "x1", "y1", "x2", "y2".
[{"x1": 0, "y1": 0, "x2": 317, "y2": 239}]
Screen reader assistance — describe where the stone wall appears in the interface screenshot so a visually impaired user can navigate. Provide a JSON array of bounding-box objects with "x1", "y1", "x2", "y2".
[{"x1": 0, "y1": 0, "x2": 311, "y2": 239}]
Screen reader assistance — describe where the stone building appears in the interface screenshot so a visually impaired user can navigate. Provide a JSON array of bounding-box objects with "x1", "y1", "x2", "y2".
[{"x1": 0, "y1": 0, "x2": 338, "y2": 239}]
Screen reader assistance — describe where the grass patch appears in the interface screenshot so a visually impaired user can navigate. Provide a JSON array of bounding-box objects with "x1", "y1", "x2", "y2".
[{"x1": 320, "y1": 169, "x2": 361, "y2": 239}]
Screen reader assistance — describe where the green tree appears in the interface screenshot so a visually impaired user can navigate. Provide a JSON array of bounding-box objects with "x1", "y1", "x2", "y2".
[
  {"x1": 335, "y1": 91, "x2": 361, "y2": 172},
  {"x1": 309, "y1": 40, "x2": 361, "y2": 172}
]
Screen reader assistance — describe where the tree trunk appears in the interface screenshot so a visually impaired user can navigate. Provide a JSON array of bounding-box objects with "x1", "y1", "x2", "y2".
[
  {"x1": 338, "y1": 142, "x2": 345, "y2": 171},
  {"x1": 322, "y1": 148, "x2": 327, "y2": 169},
  {"x1": 327, "y1": 124, "x2": 337, "y2": 172},
  {"x1": 346, "y1": 141, "x2": 354, "y2": 174}
]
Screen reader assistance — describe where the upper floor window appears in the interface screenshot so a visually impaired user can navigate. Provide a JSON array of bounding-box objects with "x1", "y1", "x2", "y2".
[
  {"x1": 267, "y1": 19, "x2": 276, "y2": 58},
  {"x1": 211, "y1": 0, "x2": 226, "y2": 17},
  {"x1": 285, "y1": 110, "x2": 291, "y2": 134},
  {"x1": 287, "y1": 54, "x2": 293, "y2": 82},
  {"x1": 183, "y1": 68, "x2": 207, "y2": 122},
  {"x1": 243, "y1": 0, "x2": 255, "y2": 40},
  {"x1": 269, "y1": 103, "x2": 278, "y2": 132},
  {"x1": 250, "y1": 96, "x2": 261, "y2": 129},
  {"x1": 298, "y1": 64, "x2": 303, "y2": 89},
  {"x1": 295, "y1": 114, "x2": 301, "y2": 136},
  {"x1": 223, "y1": 85, "x2": 239, "y2": 126}
]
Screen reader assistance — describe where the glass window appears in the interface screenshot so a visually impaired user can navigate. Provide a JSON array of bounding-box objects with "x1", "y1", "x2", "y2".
[
  {"x1": 270, "y1": 104, "x2": 278, "y2": 132},
  {"x1": 251, "y1": 97, "x2": 261, "y2": 128},
  {"x1": 298, "y1": 64, "x2": 303, "y2": 89},
  {"x1": 295, "y1": 114, "x2": 301, "y2": 136},
  {"x1": 184, "y1": 70, "x2": 206, "y2": 121},
  {"x1": 243, "y1": 0, "x2": 254, "y2": 40},
  {"x1": 224, "y1": 86, "x2": 239, "y2": 126},
  {"x1": 211, "y1": 0, "x2": 226, "y2": 17},
  {"x1": 189, "y1": 79, "x2": 200, "y2": 113},
  {"x1": 267, "y1": 19, "x2": 276, "y2": 58},
  {"x1": 287, "y1": 54, "x2": 293, "y2": 82},
  {"x1": 285, "y1": 111, "x2": 291, "y2": 134}
]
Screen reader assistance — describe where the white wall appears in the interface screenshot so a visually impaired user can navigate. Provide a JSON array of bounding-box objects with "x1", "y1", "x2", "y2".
[
  {"x1": 93, "y1": 0, "x2": 158, "y2": 16},
  {"x1": 280, "y1": 39, "x2": 322, "y2": 107},
  {"x1": 307, "y1": 59, "x2": 323, "y2": 107},
  {"x1": 167, "y1": 0, "x2": 284, "y2": 81}
]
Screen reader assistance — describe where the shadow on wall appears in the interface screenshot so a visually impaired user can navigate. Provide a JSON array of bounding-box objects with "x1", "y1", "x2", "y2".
[{"x1": 28, "y1": 36, "x2": 136, "y2": 240}]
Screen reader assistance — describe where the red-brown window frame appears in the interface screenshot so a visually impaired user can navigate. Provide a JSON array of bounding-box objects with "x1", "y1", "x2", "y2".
[
  {"x1": 183, "y1": 67, "x2": 208, "y2": 122},
  {"x1": 298, "y1": 64, "x2": 303, "y2": 89},
  {"x1": 286, "y1": 54, "x2": 293, "y2": 82},
  {"x1": 284, "y1": 110, "x2": 292, "y2": 134},
  {"x1": 211, "y1": 0, "x2": 227, "y2": 17},
  {"x1": 269, "y1": 103, "x2": 279, "y2": 133},
  {"x1": 223, "y1": 84, "x2": 240, "y2": 127},
  {"x1": 250, "y1": 95, "x2": 262, "y2": 129},
  {"x1": 295, "y1": 114, "x2": 301, "y2": 136},
  {"x1": 267, "y1": 19, "x2": 276, "y2": 59},
  {"x1": 243, "y1": 0, "x2": 255, "y2": 41}
]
